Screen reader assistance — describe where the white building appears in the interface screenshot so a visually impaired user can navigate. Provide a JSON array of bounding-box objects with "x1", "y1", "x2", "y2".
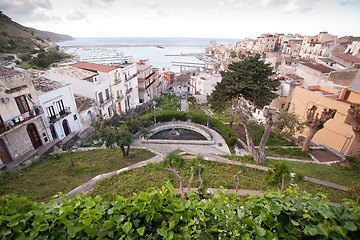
[
  {"x1": 45, "y1": 65, "x2": 113, "y2": 118},
  {"x1": 189, "y1": 72, "x2": 222, "y2": 103},
  {"x1": 33, "y1": 78, "x2": 82, "y2": 140},
  {"x1": 110, "y1": 62, "x2": 140, "y2": 112}
]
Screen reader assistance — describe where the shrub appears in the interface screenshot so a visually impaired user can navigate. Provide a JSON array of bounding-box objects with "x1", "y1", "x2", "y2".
[{"x1": 1, "y1": 186, "x2": 359, "y2": 239}]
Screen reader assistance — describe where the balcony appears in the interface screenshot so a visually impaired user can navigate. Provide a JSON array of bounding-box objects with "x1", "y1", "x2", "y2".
[
  {"x1": 138, "y1": 71, "x2": 156, "y2": 81},
  {"x1": 145, "y1": 79, "x2": 156, "y2": 90},
  {"x1": 115, "y1": 94, "x2": 125, "y2": 102},
  {"x1": 48, "y1": 107, "x2": 71, "y2": 124},
  {"x1": 126, "y1": 88, "x2": 133, "y2": 94},
  {"x1": 99, "y1": 97, "x2": 113, "y2": 107},
  {"x1": 125, "y1": 73, "x2": 138, "y2": 82},
  {"x1": 0, "y1": 106, "x2": 43, "y2": 134}
]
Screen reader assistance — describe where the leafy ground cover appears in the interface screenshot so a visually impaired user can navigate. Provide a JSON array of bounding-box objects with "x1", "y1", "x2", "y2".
[
  {"x1": 226, "y1": 155, "x2": 360, "y2": 188},
  {"x1": 0, "y1": 148, "x2": 155, "y2": 202},
  {"x1": 2, "y1": 187, "x2": 359, "y2": 239},
  {"x1": 91, "y1": 158, "x2": 348, "y2": 203}
]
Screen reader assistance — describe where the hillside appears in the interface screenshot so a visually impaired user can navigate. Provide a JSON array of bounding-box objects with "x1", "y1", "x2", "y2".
[
  {"x1": 0, "y1": 11, "x2": 72, "y2": 52},
  {"x1": 29, "y1": 27, "x2": 74, "y2": 42}
]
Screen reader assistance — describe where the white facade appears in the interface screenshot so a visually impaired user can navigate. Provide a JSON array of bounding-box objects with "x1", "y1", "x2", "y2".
[
  {"x1": 189, "y1": 72, "x2": 222, "y2": 96},
  {"x1": 37, "y1": 84, "x2": 82, "y2": 140},
  {"x1": 345, "y1": 41, "x2": 360, "y2": 57},
  {"x1": 45, "y1": 66, "x2": 113, "y2": 118},
  {"x1": 122, "y1": 63, "x2": 140, "y2": 111}
]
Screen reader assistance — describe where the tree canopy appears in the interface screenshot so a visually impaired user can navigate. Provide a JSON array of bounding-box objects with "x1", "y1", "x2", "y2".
[{"x1": 210, "y1": 54, "x2": 280, "y2": 110}]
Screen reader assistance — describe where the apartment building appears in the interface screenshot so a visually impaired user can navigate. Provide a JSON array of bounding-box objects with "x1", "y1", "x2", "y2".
[
  {"x1": 32, "y1": 77, "x2": 82, "y2": 140},
  {"x1": 136, "y1": 60, "x2": 160, "y2": 103},
  {"x1": 45, "y1": 65, "x2": 113, "y2": 118},
  {"x1": 0, "y1": 67, "x2": 50, "y2": 165}
]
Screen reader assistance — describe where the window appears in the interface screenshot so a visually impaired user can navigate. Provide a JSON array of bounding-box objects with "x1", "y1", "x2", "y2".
[
  {"x1": 56, "y1": 100, "x2": 65, "y2": 115},
  {"x1": 73, "y1": 114, "x2": 77, "y2": 120},
  {"x1": 108, "y1": 107, "x2": 112, "y2": 117},
  {"x1": 98, "y1": 92, "x2": 104, "y2": 104},
  {"x1": 116, "y1": 90, "x2": 120, "y2": 99},
  {"x1": 15, "y1": 95, "x2": 30, "y2": 114},
  {"x1": 46, "y1": 106, "x2": 56, "y2": 120},
  {"x1": 105, "y1": 88, "x2": 110, "y2": 100}
]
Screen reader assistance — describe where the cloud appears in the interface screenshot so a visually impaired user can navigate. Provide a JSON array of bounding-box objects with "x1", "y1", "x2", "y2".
[
  {"x1": 258, "y1": 0, "x2": 318, "y2": 13},
  {"x1": 134, "y1": 0, "x2": 167, "y2": 18},
  {"x1": 0, "y1": 0, "x2": 61, "y2": 23},
  {"x1": 66, "y1": 10, "x2": 87, "y2": 21},
  {"x1": 337, "y1": 0, "x2": 359, "y2": 5},
  {"x1": 82, "y1": 0, "x2": 114, "y2": 8}
]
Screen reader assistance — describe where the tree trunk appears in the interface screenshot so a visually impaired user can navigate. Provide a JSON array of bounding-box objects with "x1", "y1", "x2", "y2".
[
  {"x1": 302, "y1": 128, "x2": 318, "y2": 152},
  {"x1": 167, "y1": 168, "x2": 186, "y2": 200},
  {"x1": 120, "y1": 144, "x2": 127, "y2": 156},
  {"x1": 197, "y1": 164, "x2": 204, "y2": 193},
  {"x1": 187, "y1": 167, "x2": 194, "y2": 194},
  {"x1": 126, "y1": 144, "x2": 131, "y2": 156},
  {"x1": 234, "y1": 171, "x2": 242, "y2": 193},
  {"x1": 258, "y1": 107, "x2": 274, "y2": 163},
  {"x1": 229, "y1": 116, "x2": 234, "y2": 128},
  {"x1": 241, "y1": 117, "x2": 260, "y2": 162}
]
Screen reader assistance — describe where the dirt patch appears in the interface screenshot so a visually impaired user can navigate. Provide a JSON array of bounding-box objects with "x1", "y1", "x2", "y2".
[{"x1": 311, "y1": 149, "x2": 343, "y2": 162}]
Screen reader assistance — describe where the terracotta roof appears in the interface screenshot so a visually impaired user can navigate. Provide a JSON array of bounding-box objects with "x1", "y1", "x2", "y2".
[
  {"x1": 71, "y1": 62, "x2": 118, "y2": 73},
  {"x1": 337, "y1": 54, "x2": 360, "y2": 63},
  {"x1": 301, "y1": 63, "x2": 334, "y2": 73}
]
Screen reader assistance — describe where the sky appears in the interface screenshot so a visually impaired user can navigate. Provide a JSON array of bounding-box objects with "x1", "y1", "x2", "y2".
[{"x1": 1, "y1": 0, "x2": 360, "y2": 39}]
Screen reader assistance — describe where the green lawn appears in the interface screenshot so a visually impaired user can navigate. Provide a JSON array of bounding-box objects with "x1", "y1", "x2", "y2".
[
  {"x1": 91, "y1": 159, "x2": 348, "y2": 203},
  {"x1": 266, "y1": 147, "x2": 312, "y2": 159},
  {"x1": 0, "y1": 148, "x2": 155, "y2": 202},
  {"x1": 227, "y1": 155, "x2": 360, "y2": 187}
]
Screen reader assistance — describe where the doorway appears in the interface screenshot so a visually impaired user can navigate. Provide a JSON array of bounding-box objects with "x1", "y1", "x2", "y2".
[
  {"x1": 0, "y1": 138, "x2": 12, "y2": 164},
  {"x1": 27, "y1": 123, "x2": 42, "y2": 149},
  {"x1": 62, "y1": 119, "x2": 71, "y2": 136},
  {"x1": 50, "y1": 124, "x2": 57, "y2": 140}
]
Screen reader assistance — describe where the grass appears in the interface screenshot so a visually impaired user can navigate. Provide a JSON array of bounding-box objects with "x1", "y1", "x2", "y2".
[
  {"x1": 266, "y1": 147, "x2": 311, "y2": 159},
  {"x1": 0, "y1": 148, "x2": 155, "y2": 202},
  {"x1": 91, "y1": 159, "x2": 349, "y2": 203},
  {"x1": 226, "y1": 155, "x2": 360, "y2": 188}
]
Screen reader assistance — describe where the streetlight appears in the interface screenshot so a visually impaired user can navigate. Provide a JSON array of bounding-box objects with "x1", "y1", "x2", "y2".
[
  {"x1": 207, "y1": 103, "x2": 211, "y2": 128},
  {"x1": 153, "y1": 100, "x2": 157, "y2": 124}
]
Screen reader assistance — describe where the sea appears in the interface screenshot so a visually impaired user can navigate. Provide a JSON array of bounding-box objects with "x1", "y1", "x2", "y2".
[{"x1": 56, "y1": 37, "x2": 239, "y2": 72}]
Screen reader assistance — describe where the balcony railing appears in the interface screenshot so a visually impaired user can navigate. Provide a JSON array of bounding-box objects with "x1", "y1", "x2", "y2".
[
  {"x1": 48, "y1": 107, "x2": 71, "y2": 124},
  {"x1": 0, "y1": 106, "x2": 43, "y2": 134},
  {"x1": 138, "y1": 71, "x2": 156, "y2": 81},
  {"x1": 99, "y1": 97, "x2": 113, "y2": 107},
  {"x1": 145, "y1": 79, "x2": 156, "y2": 90},
  {"x1": 115, "y1": 94, "x2": 125, "y2": 102},
  {"x1": 125, "y1": 73, "x2": 138, "y2": 82}
]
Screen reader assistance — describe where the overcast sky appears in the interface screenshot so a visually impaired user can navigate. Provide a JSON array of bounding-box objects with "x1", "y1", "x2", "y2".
[{"x1": 1, "y1": 0, "x2": 360, "y2": 39}]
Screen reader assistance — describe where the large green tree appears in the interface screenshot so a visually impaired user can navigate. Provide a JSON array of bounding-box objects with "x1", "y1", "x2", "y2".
[
  {"x1": 209, "y1": 54, "x2": 280, "y2": 163},
  {"x1": 92, "y1": 113, "x2": 150, "y2": 156}
]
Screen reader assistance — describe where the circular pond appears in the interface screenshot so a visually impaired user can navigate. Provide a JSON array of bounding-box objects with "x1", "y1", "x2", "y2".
[{"x1": 149, "y1": 128, "x2": 207, "y2": 140}]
